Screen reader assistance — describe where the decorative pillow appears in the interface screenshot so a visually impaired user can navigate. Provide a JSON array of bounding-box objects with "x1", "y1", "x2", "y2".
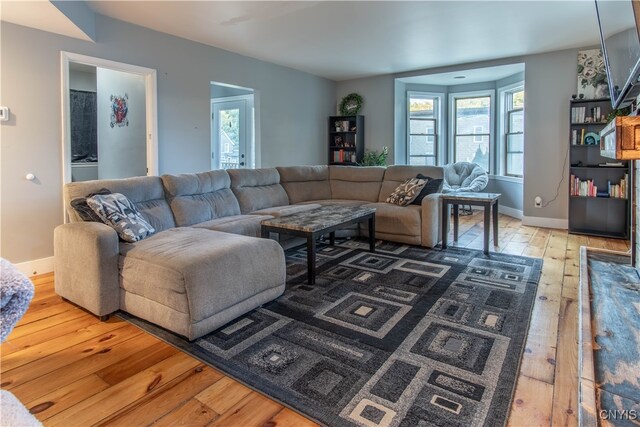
[
  {"x1": 411, "y1": 174, "x2": 444, "y2": 205},
  {"x1": 70, "y1": 188, "x2": 112, "y2": 222},
  {"x1": 86, "y1": 192, "x2": 156, "y2": 242},
  {"x1": 386, "y1": 177, "x2": 428, "y2": 206}
]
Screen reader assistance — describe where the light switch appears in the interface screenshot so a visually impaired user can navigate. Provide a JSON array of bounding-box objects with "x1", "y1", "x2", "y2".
[{"x1": 0, "y1": 106, "x2": 9, "y2": 122}]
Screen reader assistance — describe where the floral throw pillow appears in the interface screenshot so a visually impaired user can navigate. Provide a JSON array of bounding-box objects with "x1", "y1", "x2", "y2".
[
  {"x1": 386, "y1": 177, "x2": 428, "y2": 206},
  {"x1": 87, "y1": 192, "x2": 156, "y2": 243}
]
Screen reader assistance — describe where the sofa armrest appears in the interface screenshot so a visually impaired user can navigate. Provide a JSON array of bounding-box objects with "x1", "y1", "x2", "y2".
[
  {"x1": 420, "y1": 193, "x2": 444, "y2": 247},
  {"x1": 54, "y1": 222, "x2": 120, "y2": 316}
]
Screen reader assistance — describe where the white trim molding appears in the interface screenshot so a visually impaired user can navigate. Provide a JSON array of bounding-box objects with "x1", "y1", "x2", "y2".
[
  {"x1": 522, "y1": 215, "x2": 568, "y2": 229},
  {"x1": 499, "y1": 205, "x2": 523, "y2": 220},
  {"x1": 15, "y1": 257, "x2": 55, "y2": 277}
]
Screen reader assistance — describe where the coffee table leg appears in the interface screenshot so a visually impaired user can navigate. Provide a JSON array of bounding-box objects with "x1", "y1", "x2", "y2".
[
  {"x1": 453, "y1": 204, "x2": 459, "y2": 242},
  {"x1": 483, "y1": 204, "x2": 490, "y2": 255},
  {"x1": 307, "y1": 236, "x2": 316, "y2": 285},
  {"x1": 441, "y1": 201, "x2": 448, "y2": 250},
  {"x1": 329, "y1": 231, "x2": 335, "y2": 246},
  {"x1": 493, "y1": 200, "x2": 499, "y2": 247},
  {"x1": 368, "y1": 216, "x2": 376, "y2": 252},
  {"x1": 260, "y1": 226, "x2": 269, "y2": 239}
]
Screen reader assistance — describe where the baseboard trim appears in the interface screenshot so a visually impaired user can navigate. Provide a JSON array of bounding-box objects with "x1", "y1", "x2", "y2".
[
  {"x1": 522, "y1": 216, "x2": 568, "y2": 229},
  {"x1": 498, "y1": 205, "x2": 523, "y2": 220},
  {"x1": 15, "y1": 256, "x2": 54, "y2": 277}
]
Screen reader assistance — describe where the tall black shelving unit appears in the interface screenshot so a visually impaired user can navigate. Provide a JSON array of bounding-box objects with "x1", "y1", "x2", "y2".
[
  {"x1": 568, "y1": 98, "x2": 630, "y2": 239},
  {"x1": 328, "y1": 115, "x2": 364, "y2": 165}
]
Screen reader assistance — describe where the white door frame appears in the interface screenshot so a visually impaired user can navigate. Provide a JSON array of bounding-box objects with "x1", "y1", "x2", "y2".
[
  {"x1": 211, "y1": 94, "x2": 255, "y2": 169},
  {"x1": 60, "y1": 51, "x2": 159, "y2": 187}
]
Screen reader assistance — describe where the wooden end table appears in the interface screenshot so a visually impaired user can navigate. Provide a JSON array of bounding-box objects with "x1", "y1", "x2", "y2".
[
  {"x1": 441, "y1": 192, "x2": 501, "y2": 255},
  {"x1": 261, "y1": 205, "x2": 376, "y2": 285}
]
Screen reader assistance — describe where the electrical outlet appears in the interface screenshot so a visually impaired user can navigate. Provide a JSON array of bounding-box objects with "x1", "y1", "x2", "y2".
[{"x1": 534, "y1": 196, "x2": 542, "y2": 208}]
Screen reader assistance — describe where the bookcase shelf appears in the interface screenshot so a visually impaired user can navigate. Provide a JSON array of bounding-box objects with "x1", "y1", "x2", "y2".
[
  {"x1": 568, "y1": 98, "x2": 630, "y2": 239},
  {"x1": 329, "y1": 115, "x2": 364, "y2": 165}
]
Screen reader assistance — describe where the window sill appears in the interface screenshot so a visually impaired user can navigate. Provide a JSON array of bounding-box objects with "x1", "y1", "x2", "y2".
[{"x1": 489, "y1": 174, "x2": 523, "y2": 184}]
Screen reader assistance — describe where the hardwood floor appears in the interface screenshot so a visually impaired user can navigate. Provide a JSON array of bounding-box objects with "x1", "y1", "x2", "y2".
[{"x1": 1, "y1": 212, "x2": 630, "y2": 426}]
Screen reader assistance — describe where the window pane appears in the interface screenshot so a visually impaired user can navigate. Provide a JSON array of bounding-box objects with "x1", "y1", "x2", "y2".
[
  {"x1": 409, "y1": 98, "x2": 434, "y2": 118},
  {"x1": 409, "y1": 156, "x2": 436, "y2": 166},
  {"x1": 507, "y1": 133, "x2": 524, "y2": 152},
  {"x1": 456, "y1": 97, "x2": 490, "y2": 134},
  {"x1": 509, "y1": 110, "x2": 524, "y2": 133},
  {"x1": 507, "y1": 153, "x2": 524, "y2": 176},
  {"x1": 410, "y1": 118, "x2": 435, "y2": 135},
  {"x1": 511, "y1": 90, "x2": 524, "y2": 109},
  {"x1": 410, "y1": 135, "x2": 436, "y2": 156},
  {"x1": 455, "y1": 135, "x2": 489, "y2": 171}
]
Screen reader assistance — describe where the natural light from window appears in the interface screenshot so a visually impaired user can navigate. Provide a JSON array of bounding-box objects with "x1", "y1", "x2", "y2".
[
  {"x1": 408, "y1": 94, "x2": 438, "y2": 165},
  {"x1": 454, "y1": 96, "x2": 491, "y2": 172}
]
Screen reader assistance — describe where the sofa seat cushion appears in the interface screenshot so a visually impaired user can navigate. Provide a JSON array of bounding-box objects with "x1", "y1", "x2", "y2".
[
  {"x1": 191, "y1": 214, "x2": 273, "y2": 238},
  {"x1": 250, "y1": 204, "x2": 321, "y2": 218},
  {"x1": 119, "y1": 227, "x2": 285, "y2": 323},
  {"x1": 298, "y1": 199, "x2": 368, "y2": 208},
  {"x1": 363, "y1": 202, "x2": 422, "y2": 237}
]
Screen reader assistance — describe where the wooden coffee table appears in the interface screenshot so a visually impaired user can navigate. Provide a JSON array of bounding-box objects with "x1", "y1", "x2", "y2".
[
  {"x1": 441, "y1": 192, "x2": 501, "y2": 255},
  {"x1": 261, "y1": 205, "x2": 376, "y2": 285}
]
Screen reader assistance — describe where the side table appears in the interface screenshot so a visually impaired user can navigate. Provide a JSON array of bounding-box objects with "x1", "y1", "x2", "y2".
[{"x1": 441, "y1": 192, "x2": 501, "y2": 255}]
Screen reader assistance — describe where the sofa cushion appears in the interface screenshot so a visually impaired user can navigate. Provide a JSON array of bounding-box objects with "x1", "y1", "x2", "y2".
[
  {"x1": 119, "y1": 227, "x2": 285, "y2": 324},
  {"x1": 70, "y1": 188, "x2": 112, "y2": 222},
  {"x1": 379, "y1": 165, "x2": 444, "y2": 202},
  {"x1": 386, "y1": 177, "x2": 427, "y2": 206},
  {"x1": 64, "y1": 176, "x2": 176, "y2": 232},
  {"x1": 87, "y1": 193, "x2": 156, "y2": 242},
  {"x1": 363, "y1": 202, "x2": 422, "y2": 237},
  {"x1": 329, "y1": 166, "x2": 386, "y2": 202},
  {"x1": 251, "y1": 203, "x2": 321, "y2": 218},
  {"x1": 297, "y1": 199, "x2": 367, "y2": 207},
  {"x1": 228, "y1": 168, "x2": 290, "y2": 214},
  {"x1": 161, "y1": 171, "x2": 240, "y2": 227},
  {"x1": 191, "y1": 214, "x2": 272, "y2": 238},
  {"x1": 277, "y1": 166, "x2": 331, "y2": 204}
]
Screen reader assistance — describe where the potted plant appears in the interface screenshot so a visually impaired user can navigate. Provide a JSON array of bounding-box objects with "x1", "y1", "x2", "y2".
[{"x1": 359, "y1": 146, "x2": 388, "y2": 166}]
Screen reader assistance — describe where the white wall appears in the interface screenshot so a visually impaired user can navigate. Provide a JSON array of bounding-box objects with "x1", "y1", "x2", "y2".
[
  {"x1": 69, "y1": 69, "x2": 96, "y2": 92},
  {"x1": 337, "y1": 48, "x2": 583, "y2": 223},
  {"x1": 96, "y1": 68, "x2": 147, "y2": 179},
  {"x1": 0, "y1": 16, "x2": 335, "y2": 264}
]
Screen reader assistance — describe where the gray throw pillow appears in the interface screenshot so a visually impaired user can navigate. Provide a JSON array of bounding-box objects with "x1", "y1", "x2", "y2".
[
  {"x1": 411, "y1": 175, "x2": 444, "y2": 205},
  {"x1": 386, "y1": 177, "x2": 427, "y2": 206},
  {"x1": 86, "y1": 192, "x2": 156, "y2": 242},
  {"x1": 70, "y1": 188, "x2": 112, "y2": 222}
]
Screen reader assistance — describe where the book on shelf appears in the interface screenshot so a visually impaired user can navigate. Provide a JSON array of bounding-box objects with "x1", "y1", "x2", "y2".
[{"x1": 570, "y1": 174, "x2": 628, "y2": 198}]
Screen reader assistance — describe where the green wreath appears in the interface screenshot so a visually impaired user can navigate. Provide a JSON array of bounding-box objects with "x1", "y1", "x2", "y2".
[{"x1": 339, "y1": 93, "x2": 363, "y2": 116}]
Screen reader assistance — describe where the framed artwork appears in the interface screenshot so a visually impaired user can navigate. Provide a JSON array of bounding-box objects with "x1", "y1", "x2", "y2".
[
  {"x1": 577, "y1": 49, "x2": 609, "y2": 100},
  {"x1": 110, "y1": 93, "x2": 129, "y2": 128}
]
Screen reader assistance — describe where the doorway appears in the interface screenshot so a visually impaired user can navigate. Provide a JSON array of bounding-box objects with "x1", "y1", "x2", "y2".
[
  {"x1": 61, "y1": 52, "x2": 158, "y2": 184},
  {"x1": 211, "y1": 83, "x2": 255, "y2": 170}
]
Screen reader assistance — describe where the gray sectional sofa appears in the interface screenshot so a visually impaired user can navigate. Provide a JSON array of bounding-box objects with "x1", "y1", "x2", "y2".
[{"x1": 55, "y1": 165, "x2": 444, "y2": 340}]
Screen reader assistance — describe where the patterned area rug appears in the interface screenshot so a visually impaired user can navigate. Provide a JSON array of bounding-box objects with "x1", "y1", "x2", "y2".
[{"x1": 120, "y1": 239, "x2": 542, "y2": 427}]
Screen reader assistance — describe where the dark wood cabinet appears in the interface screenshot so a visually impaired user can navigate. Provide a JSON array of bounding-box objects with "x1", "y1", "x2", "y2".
[
  {"x1": 568, "y1": 98, "x2": 630, "y2": 239},
  {"x1": 328, "y1": 115, "x2": 364, "y2": 165}
]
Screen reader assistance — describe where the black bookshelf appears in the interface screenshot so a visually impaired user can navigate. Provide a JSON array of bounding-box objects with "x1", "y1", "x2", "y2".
[{"x1": 328, "y1": 115, "x2": 364, "y2": 165}]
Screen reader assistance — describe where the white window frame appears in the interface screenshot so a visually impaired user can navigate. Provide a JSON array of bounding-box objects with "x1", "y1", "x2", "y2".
[
  {"x1": 448, "y1": 90, "x2": 495, "y2": 174},
  {"x1": 497, "y1": 82, "x2": 524, "y2": 180},
  {"x1": 406, "y1": 91, "x2": 444, "y2": 166}
]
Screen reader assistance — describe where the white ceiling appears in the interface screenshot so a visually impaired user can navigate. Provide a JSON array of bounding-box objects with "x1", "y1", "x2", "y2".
[
  {"x1": 2, "y1": 1, "x2": 628, "y2": 81},
  {"x1": 398, "y1": 63, "x2": 525, "y2": 86},
  {"x1": 0, "y1": 0, "x2": 92, "y2": 41}
]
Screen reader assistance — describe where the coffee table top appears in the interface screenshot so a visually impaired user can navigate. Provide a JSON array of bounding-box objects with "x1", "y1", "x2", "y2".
[
  {"x1": 441, "y1": 192, "x2": 501, "y2": 202},
  {"x1": 261, "y1": 205, "x2": 375, "y2": 233}
]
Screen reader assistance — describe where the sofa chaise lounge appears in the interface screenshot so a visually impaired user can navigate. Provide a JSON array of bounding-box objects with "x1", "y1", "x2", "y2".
[{"x1": 55, "y1": 165, "x2": 444, "y2": 340}]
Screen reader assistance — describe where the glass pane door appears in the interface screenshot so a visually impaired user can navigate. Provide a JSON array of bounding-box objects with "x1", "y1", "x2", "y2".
[{"x1": 212, "y1": 100, "x2": 247, "y2": 169}]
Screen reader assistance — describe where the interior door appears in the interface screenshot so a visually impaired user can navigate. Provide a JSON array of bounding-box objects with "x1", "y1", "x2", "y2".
[{"x1": 212, "y1": 100, "x2": 247, "y2": 169}]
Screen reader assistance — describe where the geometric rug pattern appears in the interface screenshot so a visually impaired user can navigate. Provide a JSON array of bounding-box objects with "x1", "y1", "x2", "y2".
[{"x1": 120, "y1": 239, "x2": 542, "y2": 427}]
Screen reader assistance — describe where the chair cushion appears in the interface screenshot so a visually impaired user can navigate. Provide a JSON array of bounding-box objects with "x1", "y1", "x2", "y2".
[
  {"x1": 363, "y1": 202, "x2": 422, "y2": 236},
  {"x1": 386, "y1": 177, "x2": 427, "y2": 206},
  {"x1": 119, "y1": 227, "x2": 284, "y2": 323},
  {"x1": 443, "y1": 162, "x2": 489, "y2": 193},
  {"x1": 87, "y1": 193, "x2": 156, "y2": 242}
]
